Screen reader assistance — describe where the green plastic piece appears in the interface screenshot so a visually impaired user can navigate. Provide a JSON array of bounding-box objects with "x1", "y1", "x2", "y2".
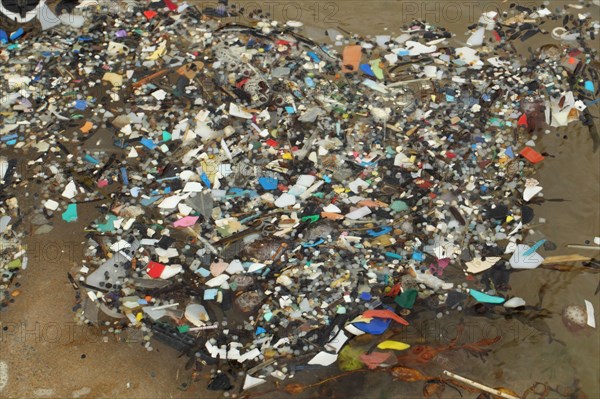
[
  {"x1": 301, "y1": 215, "x2": 320, "y2": 223},
  {"x1": 338, "y1": 345, "x2": 365, "y2": 371},
  {"x1": 395, "y1": 289, "x2": 418, "y2": 309},
  {"x1": 178, "y1": 325, "x2": 190, "y2": 333}
]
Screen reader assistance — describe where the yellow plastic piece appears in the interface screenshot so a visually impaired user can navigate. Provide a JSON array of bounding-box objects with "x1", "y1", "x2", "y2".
[{"x1": 376, "y1": 340, "x2": 410, "y2": 351}]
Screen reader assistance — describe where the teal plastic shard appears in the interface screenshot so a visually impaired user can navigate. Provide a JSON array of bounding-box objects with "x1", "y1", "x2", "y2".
[
  {"x1": 390, "y1": 200, "x2": 409, "y2": 212},
  {"x1": 96, "y1": 214, "x2": 118, "y2": 232},
  {"x1": 469, "y1": 289, "x2": 505, "y2": 304},
  {"x1": 62, "y1": 204, "x2": 78, "y2": 223}
]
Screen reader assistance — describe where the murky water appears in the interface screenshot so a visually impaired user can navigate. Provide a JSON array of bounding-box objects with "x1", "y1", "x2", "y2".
[{"x1": 1, "y1": 1, "x2": 598, "y2": 398}]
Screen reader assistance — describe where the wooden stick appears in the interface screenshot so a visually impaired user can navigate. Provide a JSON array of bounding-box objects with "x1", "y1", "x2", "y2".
[
  {"x1": 543, "y1": 254, "x2": 592, "y2": 264},
  {"x1": 442, "y1": 370, "x2": 521, "y2": 399}
]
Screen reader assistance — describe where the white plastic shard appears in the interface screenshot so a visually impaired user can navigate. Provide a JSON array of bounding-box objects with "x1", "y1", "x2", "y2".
[
  {"x1": 324, "y1": 330, "x2": 349, "y2": 353},
  {"x1": 158, "y1": 193, "x2": 189, "y2": 209},
  {"x1": 455, "y1": 47, "x2": 483, "y2": 68},
  {"x1": 467, "y1": 27, "x2": 485, "y2": 46},
  {"x1": 229, "y1": 103, "x2": 253, "y2": 119},
  {"x1": 185, "y1": 304, "x2": 209, "y2": 326},
  {"x1": 238, "y1": 348, "x2": 261, "y2": 363},
  {"x1": 504, "y1": 297, "x2": 526, "y2": 308},
  {"x1": 62, "y1": 180, "x2": 78, "y2": 199},
  {"x1": 44, "y1": 199, "x2": 59, "y2": 211},
  {"x1": 323, "y1": 204, "x2": 342, "y2": 213},
  {"x1": 226, "y1": 259, "x2": 244, "y2": 274},
  {"x1": 205, "y1": 274, "x2": 229, "y2": 287},
  {"x1": 585, "y1": 300, "x2": 596, "y2": 328},
  {"x1": 466, "y1": 257, "x2": 501, "y2": 274},
  {"x1": 345, "y1": 206, "x2": 372, "y2": 220},
  {"x1": 403, "y1": 41, "x2": 437, "y2": 55},
  {"x1": 523, "y1": 185, "x2": 543, "y2": 202},
  {"x1": 183, "y1": 182, "x2": 204, "y2": 192},
  {"x1": 274, "y1": 193, "x2": 296, "y2": 208},
  {"x1": 243, "y1": 375, "x2": 266, "y2": 390},
  {"x1": 307, "y1": 351, "x2": 338, "y2": 366},
  {"x1": 509, "y1": 244, "x2": 544, "y2": 269}
]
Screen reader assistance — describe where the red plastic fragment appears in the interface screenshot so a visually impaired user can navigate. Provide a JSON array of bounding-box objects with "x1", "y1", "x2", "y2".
[
  {"x1": 164, "y1": 0, "x2": 178, "y2": 11},
  {"x1": 363, "y1": 309, "x2": 409, "y2": 326},
  {"x1": 517, "y1": 114, "x2": 528, "y2": 127},
  {"x1": 520, "y1": 147, "x2": 545, "y2": 164},
  {"x1": 147, "y1": 261, "x2": 165, "y2": 278},
  {"x1": 144, "y1": 10, "x2": 158, "y2": 20}
]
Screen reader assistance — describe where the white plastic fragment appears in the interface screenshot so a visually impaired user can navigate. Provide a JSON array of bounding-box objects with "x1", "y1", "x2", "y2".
[
  {"x1": 504, "y1": 297, "x2": 526, "y2": 308},
  {"x1": 307, "y1": 351, "x2": 338, "y2": 366},
  {"x1": 243, "y1": 375, "x2": 266, "y2": 390},
  {"x1": 466, "y1": 257, "x2": 501, "y2": 274},
  {"x1": 509, "y1": 244, "x2": 544, "y2": 269},
  {"x1": 584, "y1": 300, "x2": 596, "y2": 328}
]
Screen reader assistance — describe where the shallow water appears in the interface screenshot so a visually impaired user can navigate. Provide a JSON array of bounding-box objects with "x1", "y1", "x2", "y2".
[{"x1": 1, "y1": 1, "x2": 599, "y2": 398}]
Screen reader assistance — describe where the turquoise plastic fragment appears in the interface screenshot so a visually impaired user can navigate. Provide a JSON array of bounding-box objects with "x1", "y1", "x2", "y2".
[
  {"x1": 469, "y1": 289, "x2": 505, "y2": 304},
  {"x1": 62, "y1": 204, "x2": 78, "y2": 223},
  {"x1": 385, "y1": 252, "x2": 403, "y2": 260},
  {"x1": 523, "y1": 239, "x2": 546, "y2": 256},
  {"x1": 96, "y1": 214, "x2": 118, "y2": 232}
]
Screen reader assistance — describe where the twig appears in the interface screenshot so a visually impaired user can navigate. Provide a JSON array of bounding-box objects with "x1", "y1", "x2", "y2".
[{"x1": 443, "y1": 370, "x2": 520, "y2": 399}]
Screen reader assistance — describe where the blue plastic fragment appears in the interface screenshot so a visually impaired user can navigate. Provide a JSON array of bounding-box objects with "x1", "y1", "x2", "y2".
[
  {"x1": 304, "y1": 76, "x2": 315, "y2": 88},
  {"x1": 302, "y1": 238, "x2": 325, "y2": 248},
  {"x1": 258, "y1": 177, "x2": 278, "y2": 190},
  {"x1": 256, "y1": 326, "x2": 266, "y2": 335},
  {"x1": 200, "y1": 172, "x2": 211, "y2": 188},
  {"x1": 505, "y1": 146, "x2": 515, "y2": 158},
  {"x1": 140, "y1": 137, "x2": 157, "y2": 149},
  {"x1": 469, "y1": 289, "x2": 505, "y2": 304},
  {"x1": 164, "y1": 187, "x2": 171, "y2": 194},
  {"x1": 1, "y1": 134, "x2": 18, "y2": 142},
  {"x1": 412, "y1": 251, "x2": 424, "y2": 261},
  {"x1": 285, "y1": 106, "x2": 295, "y2": 114},
  {"x1": 84, "y1": 154, "x2": 100, "y2": 164},
  {"x1": 307, "y1": 51, "x2": 320, "y2": 62},
  {"x1": 367, "y1": 226, "x2": 392, "y2": 237},
  {"x1": 120, "y1": 167, "x2": 129, "y2": 186},
  {"x1": 0, "y1": 30, "x2": 8, "y2": 44},
  {"x1": 352, "y1": 318, "x2": 391, "y2": 335},
  {"x1": 196, "y1": 267, "x2": 210, "y2": 277},
  {"x1": 10, "y1": 28, "x2": 24, "y2": 41},
  {"x1": 140, "y1": 195, "x2": 161, "y2": 206},
  {"x1": 74, "y1": 100, "x2": 87, "y2": 110},
  {"x1": 360, "y1": 64, "x2": 375, "y2": 77},
  {"x1": 204, "y1": 288, "x2": 218, "y2": 300},
  {"x1": 585, "y1": 81, "x2": 595, "y2": 92},
  {"x1": 523, "y1": 239, "x2": 546, "y2": 256},
  {"x1": 359, "y1": 292, "x2": 372, "y2": 301}
]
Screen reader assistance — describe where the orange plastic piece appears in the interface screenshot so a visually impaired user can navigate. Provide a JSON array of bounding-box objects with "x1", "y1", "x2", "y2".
[
  {"x1": 341, "y1": 45, "x2": 362, "y2": 73},
  {"x1": 519, "y1": 147, "x2": 544, "y2": 164},
  {"x1": 80, "y1": 121, "x2": 93, "y2": 133}
]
